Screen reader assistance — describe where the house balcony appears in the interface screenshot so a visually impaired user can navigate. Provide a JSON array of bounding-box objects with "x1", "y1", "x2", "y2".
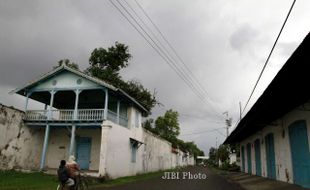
[{"x1": 24, "y1": 109, "x2": 128, "y2": 127}]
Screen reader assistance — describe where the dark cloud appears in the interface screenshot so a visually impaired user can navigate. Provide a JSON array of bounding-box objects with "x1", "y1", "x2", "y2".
[
  {"x1": 230, "y1": 24, "x2": 259, "y2": 51},
  {"x1": 0, "y1": 0, "x2": 309, "y2": 154}
]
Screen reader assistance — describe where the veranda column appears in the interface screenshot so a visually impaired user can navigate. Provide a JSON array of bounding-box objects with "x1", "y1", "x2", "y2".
[
  {"x1": 68, "y1": 125, "x2": 76, "y2": 157},
  {"x1": 40, "y1": 124, "x2": 50, "y2": 170},
  {"x1": 39, "y1": 90, "x2": 55, "y2": 170},
  {"x1": 69, "y1": 89, "x2": 81, "y2": 157},
  {"x1": 48, "y1": 90, "x2": 55, "y2": 119},
  {"x1": 98, "y1": 121, "x2": 112, "y2": 177},
  {"x1": 24, "y1": 91, "x2": 32, "y2": 111},
  {"x1": 104, "y1": 89, "x2": 109, "y2": 120},
  {"x1": 116, "y1": 100, "x2": 120, "y2": 124}
]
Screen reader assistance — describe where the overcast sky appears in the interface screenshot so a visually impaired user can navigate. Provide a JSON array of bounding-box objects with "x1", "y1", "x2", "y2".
[{"x1": 1, "y1": 0, "x2": 309, "y2": 155}]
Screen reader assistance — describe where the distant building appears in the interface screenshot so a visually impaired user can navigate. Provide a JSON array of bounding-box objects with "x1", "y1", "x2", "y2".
[
  {"x1": 0, "y1": 65, "x2": 194, "y2": 178},
  {"x1": 225, "y1": 33, "x2": 310, "y2": 188}
]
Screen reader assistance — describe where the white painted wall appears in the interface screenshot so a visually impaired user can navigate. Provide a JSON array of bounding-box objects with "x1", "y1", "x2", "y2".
[
  {"x1": 229, "y1": 153, "x2": 237, "y2": 164},
  {"x1": 103, "y1": 107, "x2": 195, "y2": 179},
  {"x1": 45, "y1": 128, "x2": 101, "y2": 171},
  {"x1": 0, "y1": 104, "x2": 43, "y2": 170},
  {"x1": 240, "y1": 103, "x2": 310, "y2": 184},
  {"x1": 0, "y1": 104, "x2": 195, "y2": 178}
]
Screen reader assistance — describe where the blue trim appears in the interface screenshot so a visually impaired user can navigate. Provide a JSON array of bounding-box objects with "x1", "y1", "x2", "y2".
[
  {"x1": 131, "y1": 143, "x2": 137, "y2": 163},
  {"x1": 254, "y1": 139, "x2": 262, "y2": 176},
  {"x1": 25, "y1": 122, "x2": 103, "y2": 127},
  {"x1": 76, "y1": 137, "x2": 92, "y2": 170},
  {"x1": 265, "y1": 133, "x2": 276, "y2": 179},
  {"x1": 289, "y1": 120, "x2": 310, "y2": 188},
  {"x1": 241, "y1": 146, "x2": 245, "y2": 172},
  {"x1": 246, "y1": 143, "x2": 252, "y2": 174},
  {"x1": 29, "y1": 86, "x2": 106, "y2": 93}
]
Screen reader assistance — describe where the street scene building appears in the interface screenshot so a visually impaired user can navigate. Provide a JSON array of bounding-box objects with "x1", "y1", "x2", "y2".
[
  {"x1": 225, "y1": 33, "x2": 310, "y2": 188},
  {"x1": 0, "y1": 65, "x2": 194, "y2": 179}
]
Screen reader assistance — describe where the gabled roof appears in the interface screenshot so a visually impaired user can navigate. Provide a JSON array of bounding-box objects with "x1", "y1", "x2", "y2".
[
  {"x1": 225, "y1": 32, "x2": 310, "y2": 144},
  {"x1": 10, "y1": 65, "x2": 148, "y2": 114}
]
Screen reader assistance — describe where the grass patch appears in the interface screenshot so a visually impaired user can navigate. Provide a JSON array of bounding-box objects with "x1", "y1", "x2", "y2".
[
  {"x1": 91, "y1": 168, "x2": 181, "y2": 188},
  {"x1": 0, "y1": 170, "x2": 59, "y2": 190},
  {"x1": 0, "y1": 167, "x2": 181, "y2": 190}
]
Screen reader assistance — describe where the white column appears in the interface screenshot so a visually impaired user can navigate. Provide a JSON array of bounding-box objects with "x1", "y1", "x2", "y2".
[
  {"x1": 40, "y1": 124, "x2": 50, "y2": 170},
  {"x1": 73, "y1": 89, "x2": 81, "y2": 120},
  {"x1": 104, "y1": 89, "x2": 109, "y2": 120},
  {"x1": 24, "y1": 92, "x2": 31, "y2": 111},
  {"x1": 98, "y1": 121, "x2": 112, "y2": 177},
  {"x1": 116, "y1": 100, "x2": 120, "y2": 124},
  {"x1": 69, "y1": 125, "x2": 76, "y2": 157},
  {"x1": 48, "y1": 90, "x2": 55, "y2": 119}
]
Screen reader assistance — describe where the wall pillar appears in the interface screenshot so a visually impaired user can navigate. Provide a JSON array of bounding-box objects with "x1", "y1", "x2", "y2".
[
  {"x1": 98, "y1": 120, "x2": 112, "y2": 177},
  {"x1": 40, "y1": 124, "x2": 50, "y2": 170},
  {"x1": 104, "y1": 89, "x2": 109, "y2": 120}
]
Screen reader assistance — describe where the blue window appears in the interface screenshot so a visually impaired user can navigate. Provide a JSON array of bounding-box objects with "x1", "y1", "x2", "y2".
[
  {"x1": 131, "y1": 143, "x2": 137, "y2": 163},
  {"x1": 135, "y1": 110, "x2": 140, "y2": 128}
]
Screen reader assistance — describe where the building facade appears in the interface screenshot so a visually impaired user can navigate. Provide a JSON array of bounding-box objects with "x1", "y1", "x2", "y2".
[
  {"x1": 0, "y1": 65, "x2": 194, "y2": 178},
  {"x1": 225, "y1": 33, "x2": 310, "y2": 188}
]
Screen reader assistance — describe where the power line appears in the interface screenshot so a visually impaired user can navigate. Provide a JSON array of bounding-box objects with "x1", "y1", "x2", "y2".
[
  {"x1": 124, "y1": 0, "x2": 215, "y2": 105},
  {"x1": 157, "y1": 104, "x2": 223, "y2": 123},
  {"x1": 241, "y1": 0, "x2": 297, "y2": 115},
  {"x1": 109, "y1": 0, "x2": 225, "y2": 120},
  {"x1": 133, "y1": 0, "x2": 222, "y2": 115},
  {"x1": 180, "y1": 127, "x2": 226, "y2": 136},
  {"x1": 179, "y1": 113, "x2": 224, "y2": 124},
  {"x1": 111, "y1": 0, "x2": 206, "y2": 102}
]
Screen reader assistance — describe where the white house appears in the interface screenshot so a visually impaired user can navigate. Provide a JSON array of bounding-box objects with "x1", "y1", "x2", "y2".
[
  {"x1": 224, "y1": 33, "x2": 310, "y2": 188},
  {"x1": 0, "y1": 65, "x2": 194, "y2": 179}
]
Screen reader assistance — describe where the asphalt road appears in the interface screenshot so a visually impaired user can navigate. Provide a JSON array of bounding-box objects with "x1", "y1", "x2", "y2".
[{"x1": 95, "y1": 166, "x2": 243, "y2": 190}]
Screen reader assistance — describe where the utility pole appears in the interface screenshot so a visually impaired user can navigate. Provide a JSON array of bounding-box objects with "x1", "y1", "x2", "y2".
[
  {"x1": 223, "y1": 111, "x2": 232, "y2": 137},
  {"x1": 239, "y1": 101, "x2": 242, "y2": 121}
]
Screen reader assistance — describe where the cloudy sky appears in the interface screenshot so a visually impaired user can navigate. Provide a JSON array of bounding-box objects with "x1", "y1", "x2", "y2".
[{"x1": 1, "y1": 0, "x2": 309, "y2": 155}]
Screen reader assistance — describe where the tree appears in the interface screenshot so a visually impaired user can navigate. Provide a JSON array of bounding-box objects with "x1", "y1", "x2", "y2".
[
  {"x1": 122, "y1": 80, "x2": 157, "y2": 113},
  {"x1": 183, "y1": 141, "x2": 204, "y2": 159},
  {"x1": 217, "y1": 144, "x2": 230, "y2": 163},
  {"x1": 86, "y1": 42, "x2": 158, "y2": 113},
  {"x1": 142, "y1": 118, "x2": 156, "y2": 133},
  {"x1": 154, "y1": 109, "x2": 180, "y2": 142},
  {"x1": 86, "y1": 42, "x2": 131, "y2": 87},
  {"x1": 54, "y1": 59, "x2": 79, "y2": 70},
  {"x1": 208, "y1": 147, "x2": 217, "y2": 165},
  {"x1": 143, "y1": 109, "x2": 204, "y2": 161},
  {"x1": 89, "y1": 42, "x2": 131, "y2": 71}
]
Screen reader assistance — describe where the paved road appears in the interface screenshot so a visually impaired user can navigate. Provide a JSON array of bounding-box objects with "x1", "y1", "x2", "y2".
[{"x1": 94, "y1": 166, "x2": 243, "y2": 190}]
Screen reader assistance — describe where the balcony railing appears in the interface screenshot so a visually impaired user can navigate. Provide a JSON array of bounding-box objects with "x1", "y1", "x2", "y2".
[
  {"x1": 25, "y1": 110, "x2": 49, "y2": 120},
  {"x1": 25, "y1": 109, "x2": 128, "y2": 127},
  {"x1": 78, "y1": 109, "x2": 104, "y2": 120}
]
